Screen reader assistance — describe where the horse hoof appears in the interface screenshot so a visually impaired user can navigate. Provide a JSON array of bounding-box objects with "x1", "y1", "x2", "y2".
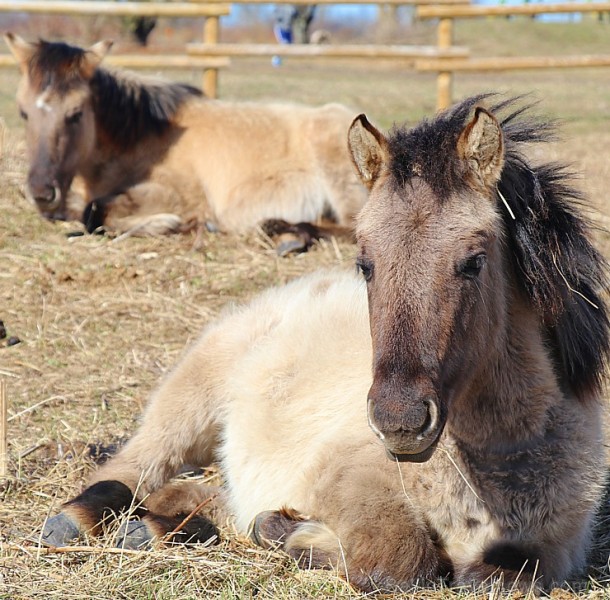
[
  {"x1": 204, "y1": 221, "x2": 220, "y2": 233},
  {"x1": 276, "y1": 238, "x2": 308, "y2": 257},
  {"x1": 115, "y1": 520, "x2": 154, "y2": 550},
  {"x1": 249, "y1": 509, "x2": 302, "y2": 549},
  {"x1": 40, "y1": 512, "x2": 81, "y2": 547}
]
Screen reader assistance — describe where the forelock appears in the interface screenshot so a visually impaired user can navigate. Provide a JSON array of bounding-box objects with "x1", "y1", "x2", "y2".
[{"x1": 27, "y1": 40, "x2": 88, "y2": 93}]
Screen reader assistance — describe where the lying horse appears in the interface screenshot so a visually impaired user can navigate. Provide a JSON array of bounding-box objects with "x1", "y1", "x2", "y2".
[
  {"x1": 5, "y1": 33, "x2": 366, "y2": 242},
  {"x1": 41, "y1": 95, "x2": 609, "y2": 592}
]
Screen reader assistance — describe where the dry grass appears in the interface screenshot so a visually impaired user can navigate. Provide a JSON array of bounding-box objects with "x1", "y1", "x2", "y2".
[
  {"x1": 2, "y1": 19, "x2": 610, "y2": 599},
  {"x1": 0, "y1": 134, "x2": 364, "y2": 599}
]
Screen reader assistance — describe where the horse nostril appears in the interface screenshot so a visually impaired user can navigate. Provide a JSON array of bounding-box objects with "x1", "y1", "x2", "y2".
[
  {"x1": 368, "y1": 393, "x2": 440, "y2": 439},
  {"x1": 418, "y1": 398, "x2": 439, "y2": 439},
  {"x1": 33, "y1": 186, "x2": 56, "y2": 205}
]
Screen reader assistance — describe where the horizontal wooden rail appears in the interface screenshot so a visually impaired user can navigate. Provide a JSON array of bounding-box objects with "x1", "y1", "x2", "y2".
[
  {"x1": 418, "y1": 2, "x2": 610, "y2": 18},
  {"x1": 191, "y1": 0, "x2": 468, "y2": 4},
  {"x1": 0, "y1": 1, "x2": 230, "y2": 17},
  {"x1": 417, "y1": 55, "x2": 610, "y2": 72},
  {"x1": 0, "y1": 54, "x2": 231, "y2": 69},
  {"x1": 0, "y1": 53, "x2": 230, "y2": 70},
  {"x1": 0, "y1": 0, "x2": 231, "y2": 97},
  {"x1": 108, "y1": 55, "x2": 230, "y2": 69},
  {"x1": 188, "y1": 42, "x2": 469, "y2": 60}
]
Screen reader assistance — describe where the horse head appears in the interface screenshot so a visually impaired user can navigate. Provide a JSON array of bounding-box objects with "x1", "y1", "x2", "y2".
[
  {"x1": 5, "y1": 33, "x2": 112, "y2": 221},
  {"x1": 348, "y1": 105, "x2": 507, "y2": 462}
]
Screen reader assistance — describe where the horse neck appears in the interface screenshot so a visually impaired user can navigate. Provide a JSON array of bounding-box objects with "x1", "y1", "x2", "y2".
[
  {"x1": 77, "y1": 134, "x2": 111, "y2": 189},
  {"x1": 80, "y1": 106, "x2": 141, "y2": 187},
  {"x1": 85, "y1": 72, "x2": 135, "y2": 170},
  {"x1": 447, "y1": 280, "x2": 561, "y2": 452}
]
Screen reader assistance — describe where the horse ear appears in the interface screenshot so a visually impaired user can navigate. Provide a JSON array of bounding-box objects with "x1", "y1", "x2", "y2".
[
  {"x1": 457, "y1": 106, "x2": 504, "y2": 189},
  {"x1": 81, "y1": 40, "x2": 113, "y2": 78},
  {"x1": 4, "y1": 32, "x2": 36, "y2": 74},
  {"x1": 348, "y1": 114, "x2": 389, "y2": 190}
]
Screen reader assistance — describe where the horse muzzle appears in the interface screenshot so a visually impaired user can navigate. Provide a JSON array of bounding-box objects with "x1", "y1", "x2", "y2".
[
  {"x1": 367, "y1": 394, "x2": 444, "y2": 463},
  {"x1": 28, "y1": 182, "x2": 66, "y2": 220}
]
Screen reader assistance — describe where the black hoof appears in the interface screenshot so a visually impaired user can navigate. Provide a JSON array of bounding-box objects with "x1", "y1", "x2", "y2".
[
  {"x1": 249, "y1": 509, "x2": 301, "y2": 549},
  {"x1": 115, "y1": 520, "x2": 154, "y2": 550},
  {"x1": 276, "y1": 238, "x2": 308, "y2": 257},
  {"x1": 260, "y1": 218, "x2": 292, "y2": 237},
  {"x1": 204, "y1": 221, "x2": 220, "y2": 233},
  {"x1": 41, "y1": 512, "x2": 81, "y2": 547},
  {"x1": 83, "y1": 197, "x2": 112, "y2": 234}
]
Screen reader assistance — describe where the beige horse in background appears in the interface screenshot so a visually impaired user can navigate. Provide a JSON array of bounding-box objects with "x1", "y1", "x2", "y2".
[
  {"x1": 5, "y1": 33, "x2": 367, "y2": 244},
  {"x1": 40, "y1": 96, "x2": 610, "y2": 593}
]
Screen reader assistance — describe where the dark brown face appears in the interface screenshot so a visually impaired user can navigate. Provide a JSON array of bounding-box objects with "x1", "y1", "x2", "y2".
[
  {"x1": 356, "y1": 178, "x2": 501, "y2": 461},
  {"x1": 5, "y1": 34, "x2": 112, "y2": 221},
  {"x1": 17, "y1": 82, "x2": 95, "y2": 220},
  {"x1": 348, "y1": 108, "x2": 505, "y2": 462}
]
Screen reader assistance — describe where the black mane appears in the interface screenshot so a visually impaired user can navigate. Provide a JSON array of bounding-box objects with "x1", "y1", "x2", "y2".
[
  {"x1": 90, "y1": 68, "x2": 202, "y2": 148},
  {"x1": 27, "y1": 39, "x2": 203, "y2": 149},
  {"x1": 388, "y1": 94, "x2": 610, "y2": 399}
]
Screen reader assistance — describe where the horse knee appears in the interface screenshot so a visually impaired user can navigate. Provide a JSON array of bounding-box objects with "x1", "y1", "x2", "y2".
[
  {"x1": 146, "y1": 481, "x2": 226, "y2": 523},
  {"x1": 340, "y1": 522, "x2": 444, "y2": 592},
  {"x1": 249, "y1": 506, "x2": 443, "y2": 592},
  {"x1": 454, "y1": 542, "x2": 544, "y2": 592}
]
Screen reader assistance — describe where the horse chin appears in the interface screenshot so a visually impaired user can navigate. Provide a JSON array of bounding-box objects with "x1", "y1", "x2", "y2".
[
  {"x1": 40, "y1": 205, "x2": 68, "y2": 222},
  {"x1": 384, "y1": 436, "x2": 440, "y2": 463},
  {"x1": 42, "y1": 187, "x2": 69, "y2": 221}
]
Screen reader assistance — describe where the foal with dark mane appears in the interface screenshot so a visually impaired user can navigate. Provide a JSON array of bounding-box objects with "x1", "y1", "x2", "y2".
[
  {"x1": 41, "y1": 95, "x2": 609, "y2": 592},
  {"x1": 5, "y1": 33, "x2": 366, "y2": 243}
]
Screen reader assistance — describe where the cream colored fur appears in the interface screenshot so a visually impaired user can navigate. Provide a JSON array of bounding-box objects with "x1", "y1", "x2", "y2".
[{"x1": 81, "y1": 101, "x2": 367, "y2": 234}]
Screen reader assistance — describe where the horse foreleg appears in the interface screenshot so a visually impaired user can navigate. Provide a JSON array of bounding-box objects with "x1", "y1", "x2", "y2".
[
  {"x1": 250, "y1": 455, "x2": 448, "y2": 593},
  {"x1": 83, "y1": 182, "x2": 186, "y2": 236},
  {"x1": 41, "y1": 330, "x2": 227, "y2": 547}
]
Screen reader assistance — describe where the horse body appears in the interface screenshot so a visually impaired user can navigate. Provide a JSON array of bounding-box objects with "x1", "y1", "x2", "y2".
[
  {"x1": 5, "y1": 34, "x2": 366, "y2": 237},
  {"x1": 167, "y1": 100, "x2": 365, "y2": 231},
  {"x1": 40, "y1": 96, "x2": 609, "y2": 592}
]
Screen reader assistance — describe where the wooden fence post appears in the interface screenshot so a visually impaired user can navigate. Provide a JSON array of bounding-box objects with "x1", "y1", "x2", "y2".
[
  {"x1": 0, "y1": 379, "x2": 7, "y2": 478},
  {"x1": 203, "y1": 15, "x2": 220, "y2": 98},
  {"x1": 436, "y1": 17, "x2": 453, "y2": 110}
]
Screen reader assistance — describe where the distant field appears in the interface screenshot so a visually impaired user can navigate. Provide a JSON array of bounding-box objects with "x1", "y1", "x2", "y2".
[{"x1": 1, "y1": 16, "x2": 610, "y2": 599}]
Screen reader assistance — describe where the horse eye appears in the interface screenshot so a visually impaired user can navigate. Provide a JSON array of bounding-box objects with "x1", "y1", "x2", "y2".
[
  {"x1": 66, "y1": 111, "x2": 83, "y2": 125},
  {"x1": 356, "y1": 257, "x2": 374, "y2": 282},
  {"x1": 458, "y1": 253, "x2": 487, "y2": 279},
  {"x1": 19, "y1": 108, "x2": 28, "y2": 121}
]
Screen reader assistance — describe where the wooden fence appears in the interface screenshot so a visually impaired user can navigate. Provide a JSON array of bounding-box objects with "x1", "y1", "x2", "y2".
[
  {"x1": 415, "y1": 2, "x2": 610, "y2": 109},
  {"x1": 0, "y1": 0, "x2": 473, "y2": 98},
  {"x1": 0, "y1": 0, "x2": 232, "y2": 96},
  {"x1": 1, "y1": 0, "x2": 609, "y2": 107},
  {"x1": 187, "y1": 0, "x2": 470, "y2": 77}
]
